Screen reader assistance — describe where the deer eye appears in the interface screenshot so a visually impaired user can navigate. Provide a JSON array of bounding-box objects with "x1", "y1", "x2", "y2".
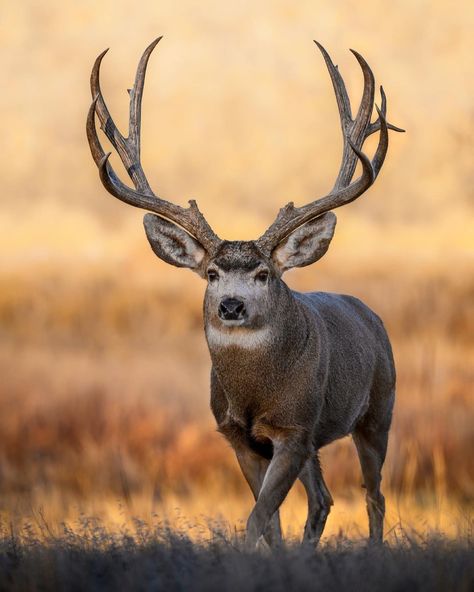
[
  {"x1": 255, "y1": 270, "x2": 269, "y2": 284},
  {"x1": 207, "y1": 269, "x2": 219, "y2": 283}
]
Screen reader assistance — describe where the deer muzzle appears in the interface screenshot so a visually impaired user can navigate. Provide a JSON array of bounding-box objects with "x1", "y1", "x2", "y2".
[{"x1": 218, "y1": 298, "x2": 246, "y2": 322}]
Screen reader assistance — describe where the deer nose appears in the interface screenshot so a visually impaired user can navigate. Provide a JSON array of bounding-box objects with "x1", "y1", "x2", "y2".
[{"x1": 218, "y1": 298, "x2": 246, "y2": 321}]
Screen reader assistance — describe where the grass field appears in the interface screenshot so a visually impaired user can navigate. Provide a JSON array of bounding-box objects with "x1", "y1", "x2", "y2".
[{"x1": 1, "y1": 519, "x2": 473, "y2": 592}]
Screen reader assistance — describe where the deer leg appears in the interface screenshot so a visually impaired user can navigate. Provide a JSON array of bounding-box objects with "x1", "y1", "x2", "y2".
[
  {"x1": 299, "y1": 454, "x2": 333, "y2": 546},
  {"x1": 235, "y1": 447, "x2": 282, "y2": 547},
  {"x1": 353, "y1": 426, "x2": 389, "y2": 543},
  {"x1": 245, "y1": 435, "x2": 308, "y2": 549}
]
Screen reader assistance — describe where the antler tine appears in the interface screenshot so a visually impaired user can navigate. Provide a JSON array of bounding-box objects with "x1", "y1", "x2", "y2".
[
  {"x1": 314, "y1": 41, "x2": 353, "y2": 129},
  {"x1": 256, "y1": 43, "x2": 403, "y2": 255},
  {"x1": 128, "y1": 37, "x2": 162, "y2": 166},
  {"x1": 86, "y1": 39, "x2": 221, "y2": 253},
  {"x1": 367, "y1": 86, "x2": 405, "y2": 136},
  {"x1": 91, "y1": 40, "x2": 162, "y2": 195},
  {"x1": 371, "y1": 104, "x2": 389, "y2": 177},
  {"x1": 86, "y1": 95, "x2": 107, "y2": 166}
]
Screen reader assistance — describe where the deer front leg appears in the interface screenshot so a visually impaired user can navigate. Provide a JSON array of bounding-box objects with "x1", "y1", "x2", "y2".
[
  {"x1": 246, "y1": 431, "x2": 309, "y2": 549},
  {"x1": 235, "y1": 447, "x2": 282, "y2": 547}
]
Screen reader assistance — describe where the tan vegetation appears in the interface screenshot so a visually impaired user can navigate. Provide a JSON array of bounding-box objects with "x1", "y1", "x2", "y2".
[{"x1": 0, "y1": 259, "x2": 472, "y2": 538}]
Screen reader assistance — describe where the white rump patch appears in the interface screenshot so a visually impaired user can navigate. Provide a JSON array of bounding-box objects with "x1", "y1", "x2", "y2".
[{"x1": 206, "y1": 325, "x2": 272, "y2": 350}]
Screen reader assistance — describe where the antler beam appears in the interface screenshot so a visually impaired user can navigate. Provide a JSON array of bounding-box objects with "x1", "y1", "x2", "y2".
[{"x1": 86, "y1": 37, "x2": 221, "y2": 254}]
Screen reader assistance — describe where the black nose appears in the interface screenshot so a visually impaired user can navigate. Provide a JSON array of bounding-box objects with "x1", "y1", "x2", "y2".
[{"x1": 218, "y1": 298, "x2": 246, "y2": 321}]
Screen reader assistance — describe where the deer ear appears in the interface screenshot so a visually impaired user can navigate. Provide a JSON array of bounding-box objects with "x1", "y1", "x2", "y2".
[
  {"x1": 272, "y1": 212, "x2": 337, "y2": 273},
  {"x1": 143, "y1": 213, "x2": 206, "y2": 275}
]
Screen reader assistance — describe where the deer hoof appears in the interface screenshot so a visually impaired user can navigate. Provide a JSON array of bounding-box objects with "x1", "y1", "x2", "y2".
[{"x1": 255, "y1": 535, "x2": 271, "y2": 554}]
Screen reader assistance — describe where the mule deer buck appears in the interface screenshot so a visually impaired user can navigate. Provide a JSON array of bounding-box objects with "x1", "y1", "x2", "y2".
[{"x1": 87, "y1": 37, "x2": 403, "y2": 548}]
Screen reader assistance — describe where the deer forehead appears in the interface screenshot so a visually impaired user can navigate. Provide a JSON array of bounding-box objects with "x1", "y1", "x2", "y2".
[{"x1": 211, "y1": 241, "x2": 268, "y2": 273}]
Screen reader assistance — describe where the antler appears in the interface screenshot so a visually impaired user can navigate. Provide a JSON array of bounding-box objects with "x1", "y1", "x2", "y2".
[
  {"x1": 86, "y1": 37, "x2": 221, "y2": 254},
  {"x1": 256, "y1": 42, "x2": 404, "y2": 255}
]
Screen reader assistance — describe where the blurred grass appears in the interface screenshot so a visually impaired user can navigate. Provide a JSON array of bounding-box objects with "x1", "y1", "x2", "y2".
[{"x1": 0, "y1": 515, "x2": 472, "y2": 592}]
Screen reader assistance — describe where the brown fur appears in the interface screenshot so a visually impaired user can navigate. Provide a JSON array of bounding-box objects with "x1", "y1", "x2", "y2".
[{"x1": 200, "y1": 242, "x2": 395, "y2": 547}]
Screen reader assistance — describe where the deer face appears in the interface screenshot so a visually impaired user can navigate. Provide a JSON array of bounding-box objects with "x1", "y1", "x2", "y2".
[
  {"x1": 204, "y1": 241, "x2": 275, "y2": 330},
  {"x1": 143, "y1": 216, "x2": 278, "y2": 331},
  {"x1": 143, "y1": 212, "x2": 337, "y2": 342}
]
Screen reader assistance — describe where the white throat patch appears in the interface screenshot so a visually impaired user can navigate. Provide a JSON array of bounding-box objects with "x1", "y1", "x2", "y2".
[{"x1": 205, "y1": 325, "x2": 273, "y2": 350}]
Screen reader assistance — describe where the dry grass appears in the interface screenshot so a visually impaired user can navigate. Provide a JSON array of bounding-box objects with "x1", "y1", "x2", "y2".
[
  {"x1": 0, "y1": 259, "x2": 472, "y2": 541},
  {"x1": 0, "y1": 516, "x2": 472, "y2": 592}
]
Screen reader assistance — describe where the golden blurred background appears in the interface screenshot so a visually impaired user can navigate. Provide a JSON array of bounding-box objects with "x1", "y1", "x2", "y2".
[{"x1": 0, "y1": 0, "x2": 472, "y2": 539}]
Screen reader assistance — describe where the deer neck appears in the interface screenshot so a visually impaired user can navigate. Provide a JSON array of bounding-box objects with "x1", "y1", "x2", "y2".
[{"x1": 205, "y1": 283, "x2": 308, "y2": 400}]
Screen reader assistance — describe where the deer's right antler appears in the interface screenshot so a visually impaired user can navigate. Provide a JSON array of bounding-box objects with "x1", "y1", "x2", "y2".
[
  {"x1": 256, "y1": 42, "x2": 404, "y2": 255},
  {"x1": 86, "y1": 37, "x2": 221, "y2": 254}
]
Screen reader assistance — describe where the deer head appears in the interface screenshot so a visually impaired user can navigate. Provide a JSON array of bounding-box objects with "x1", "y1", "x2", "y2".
[{"x1": 86, "y1": 37, "x2": 403, "y2": 334}]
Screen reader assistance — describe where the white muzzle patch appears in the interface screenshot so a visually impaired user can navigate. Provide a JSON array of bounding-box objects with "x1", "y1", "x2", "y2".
[{"x1": 205, "y1": 325, "x2": 272, "y2": 350}]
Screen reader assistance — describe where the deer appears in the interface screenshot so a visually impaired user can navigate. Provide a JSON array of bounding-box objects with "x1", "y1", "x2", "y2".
[{"x1": 86, "y1": 37, "x2": 403, "y2": 550}]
